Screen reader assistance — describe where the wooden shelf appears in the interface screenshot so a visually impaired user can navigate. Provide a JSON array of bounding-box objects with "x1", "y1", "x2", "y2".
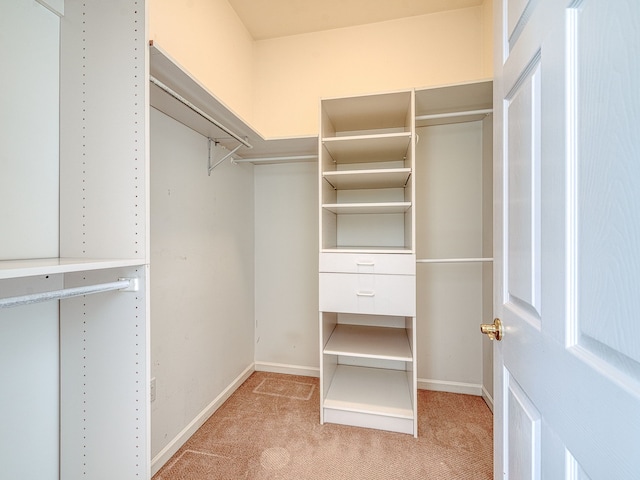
[
  {"x1": 323, "y1": 168, "x2": 411, "y2": 190},
  {"x1": 324, "y1": 324, "x2": 412, "y2": 361},
  {"x1": 322, "y1": 132, "x2": 411, "y2": 164},
  {"x1": 324, "y1": 365, "x2": 413, "y2": 419},
  {"x1": 322, "y1": 202, "x2": 411, "y2": 215},
  {"x1": 0, "y1": 258, "x2": 146, "y2": 280}
]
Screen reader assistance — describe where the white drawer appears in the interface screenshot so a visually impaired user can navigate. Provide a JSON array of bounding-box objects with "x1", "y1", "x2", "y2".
[
  {"x1": 319, "y1": 273, "x2": 416, "y2": 316},
  {"x1": 319, "y1": 253, "x2": 415, "y2": 275}
]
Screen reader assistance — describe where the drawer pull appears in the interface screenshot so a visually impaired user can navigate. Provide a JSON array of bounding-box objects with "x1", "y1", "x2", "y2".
[
  {"x1": 356, "y1": 291, "x2": 375, "y2": 297},
  {"x1": 356, "y1": 261, "x2": 375, "y2": 266}
]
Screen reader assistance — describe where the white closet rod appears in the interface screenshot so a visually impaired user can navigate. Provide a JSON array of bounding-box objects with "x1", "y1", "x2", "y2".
[
  {"x1": 417, "y1": 258, "x2": 494, "y2": 263},
  {"x1": 0, "y1": 278, "x2": 136, "y2": 308},
  {"x1": 233, "y1": 154, "x2": 318, "y2": 164},
  {"x1": 149, "y1": 75, "x2": 252, "y2": 150},
  {"x1": 415, "y1": 108, "x2": 493, "y2": 121}
]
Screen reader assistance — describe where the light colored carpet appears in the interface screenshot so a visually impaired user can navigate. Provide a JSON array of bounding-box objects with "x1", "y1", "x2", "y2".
[{"x1": 153, "y1": 371, "x2": 493, "y2": 479}]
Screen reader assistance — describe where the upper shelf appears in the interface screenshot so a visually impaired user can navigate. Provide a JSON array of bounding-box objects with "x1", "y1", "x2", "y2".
[
  {"x1": 322, "y1": 132, "x2": 412, "y2": 164},
  {"x1": 149, "y1": 42, "x2": 317, "y2": 163},
  {"x1": 0, "y1": 258, "x2": 146, "y2": 280},
  {"x1": 415, "y1": 80, "x2": 493, "y2": 127},
  {"x1": 321, "y1": 90, "x2": 413, "y2": 135}
]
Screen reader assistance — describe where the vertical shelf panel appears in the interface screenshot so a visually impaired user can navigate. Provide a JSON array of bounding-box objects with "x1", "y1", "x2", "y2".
[
  {"x1": 60, "y1": 0, "x2": 148, "y2": 261},
  {"x1": 57, "y1": 2, "x2": 150, "y2": 478},
  {"x1": 60, "y1": 266, "x2": 149, "y2": 479}
]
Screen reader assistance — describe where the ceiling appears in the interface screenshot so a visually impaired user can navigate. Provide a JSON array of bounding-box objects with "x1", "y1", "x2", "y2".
[{"x1": 227, "y1": 0, "x2": 485, "y2": 40}]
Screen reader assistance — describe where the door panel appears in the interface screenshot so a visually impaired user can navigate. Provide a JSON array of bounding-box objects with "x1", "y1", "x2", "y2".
[
  {"x1": 505, "y1": 372, "x2": 541, "y2": 480},
  {"x1": 494, "y1": 1, "x2": 640, "y2": 479},
  {"x1": 569, "y1": 0, "x2": 640, "y2": 370},
  {"x1": 506, "y1": 59, "x2": 541, "y2": 321}
]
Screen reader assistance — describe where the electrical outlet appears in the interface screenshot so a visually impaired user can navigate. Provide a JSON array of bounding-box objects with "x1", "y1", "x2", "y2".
[{"x1": 150, "y1": 377, "x2": 156, "y2": 403}]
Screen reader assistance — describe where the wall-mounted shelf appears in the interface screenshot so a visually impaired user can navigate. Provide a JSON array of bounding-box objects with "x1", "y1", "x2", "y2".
[
  {"x1": 149, "y1": 42, "x2": 317, "y2": 164},
  {"x1": 0, "y1": 258, "x2": 146, "y2": 280},
  {"x1": 415, "y1": 80, "x2": 493, "y2": 127}
]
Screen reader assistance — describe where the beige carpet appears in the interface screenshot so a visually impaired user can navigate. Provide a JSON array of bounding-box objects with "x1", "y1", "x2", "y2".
[{"x1": 153, "y1": 371, "x2": 493, "y2": 479}]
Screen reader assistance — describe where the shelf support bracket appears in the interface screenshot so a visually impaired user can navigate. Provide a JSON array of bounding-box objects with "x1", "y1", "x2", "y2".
[{"x1": 208, "y1": 138, "x2": 245, "y2": 175}]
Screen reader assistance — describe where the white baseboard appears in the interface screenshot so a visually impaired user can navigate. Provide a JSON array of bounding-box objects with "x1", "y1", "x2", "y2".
[
  {"x1": 254, "y1": 361, "x2": 319, "y2": 378},
  {"x1": 150, "y1": 363, "x2": 255, "y2": 476},
  {"x1": 417, "y1": 378, "x2": 483, "y2": 396},
  {"x1": 482, "y1": 385, "x2": 494, "y2": 412}
]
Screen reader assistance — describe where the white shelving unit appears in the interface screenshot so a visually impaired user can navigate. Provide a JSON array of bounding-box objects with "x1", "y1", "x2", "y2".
[
  {"x1": 319, "y1": 90, "x2": 417, "y2": 437},
  {"x1": 1, "y1": 2, "x2": 149, "y2": 479}
]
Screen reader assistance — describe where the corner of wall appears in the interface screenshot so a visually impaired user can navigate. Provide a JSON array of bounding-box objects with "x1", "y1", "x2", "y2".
[{"x1": 482, "y1": 0, "x2": 495, "y2": 78}]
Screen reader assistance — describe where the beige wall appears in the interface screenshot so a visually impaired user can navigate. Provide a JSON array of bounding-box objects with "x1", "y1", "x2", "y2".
[
  {"x1": 149, "y1": 0, "x2": 255, "y2": 125},
  {"x1": 482, "y1": 0, "x2": 494, "y2": 79},
  {"x1": 149, "y1": 1, "x2": 493, "y2": 139},
  {"x1": 254, "y1": 6, "x2": 490, "y2": 137}
]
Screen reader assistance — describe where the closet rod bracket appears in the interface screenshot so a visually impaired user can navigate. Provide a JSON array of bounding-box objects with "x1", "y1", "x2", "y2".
[
  {"x1": 208, "y1": 137, "x2": 246, "y2": 175},
  {"x1": 118, "y1": 277, "x2": 139, "y2": 292}
]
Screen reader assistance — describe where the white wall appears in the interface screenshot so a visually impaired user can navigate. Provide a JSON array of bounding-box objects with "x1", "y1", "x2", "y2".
[
  {"x1": 0, "y1": 3, "x2": 60, "y2": 478},
  {"x1": 0, "y1": 0, "x2": 59, "y2": 259},
  {"x1": 254, "y1": 162, "x2": 319, "y2": 375},
  {"x1": 150, "y1": 108, "x2": 255, "y2": 465}
]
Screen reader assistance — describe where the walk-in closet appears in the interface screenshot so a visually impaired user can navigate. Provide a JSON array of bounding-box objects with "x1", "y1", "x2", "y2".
[{"x1": 1, "y1": 1, "x2": 494, "y2": 478}]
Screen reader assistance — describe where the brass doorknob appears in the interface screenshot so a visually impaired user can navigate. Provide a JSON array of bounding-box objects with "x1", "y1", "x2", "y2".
[{"x1": 480, "y1": 318, "x2": 503, "y2": 341}]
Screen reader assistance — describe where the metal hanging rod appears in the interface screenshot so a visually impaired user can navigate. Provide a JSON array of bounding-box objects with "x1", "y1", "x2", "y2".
[
  {"x1": 417, "y1": 258, "x2": 494, "y2": 264},
  {"x1": 149, "y1": 75, "x2": 253, "y2": 150},
  {"x1": 415, "y1": 108, "x2": 493, "y2": 122},
  {"x1": 0, "y1": 278, "x2": 138, "y2": 308},
  {"x1": 232, "y1": 154, "x2": 318, "y2": 165}
]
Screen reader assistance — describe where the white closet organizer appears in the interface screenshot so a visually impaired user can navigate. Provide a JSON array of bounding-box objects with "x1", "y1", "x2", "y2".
[
  {"x1": 1, "y1": 2, "x2": 149, "y2": 479},
  {"x1": 319, "y1": 91, "x2": 418, "y2": 436}
]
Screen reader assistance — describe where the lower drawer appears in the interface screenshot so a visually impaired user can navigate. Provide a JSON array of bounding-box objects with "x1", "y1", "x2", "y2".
[{"x1": 319, "y1": 273, "x2": 415, "y2": 316}]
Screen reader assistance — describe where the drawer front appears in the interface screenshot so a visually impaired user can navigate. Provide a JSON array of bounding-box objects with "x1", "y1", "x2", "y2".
[
  {"x1": 319, "y1": 273, "x2": 416, "y2": 316},
  {"x1": 319, "y1": 253, "x2": 415, "y2": 275}
]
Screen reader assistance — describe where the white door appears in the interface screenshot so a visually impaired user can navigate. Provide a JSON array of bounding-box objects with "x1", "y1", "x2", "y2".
[{"x1": 492, "y1": 0, "x2": 640, "y2": 478}]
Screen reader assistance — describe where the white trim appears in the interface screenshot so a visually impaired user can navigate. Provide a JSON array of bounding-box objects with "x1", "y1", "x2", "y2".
[
  {"x1": 254, "y1": 361, "x2": 320, "y2": 378},
  {"x1": 150, "y1": 364, "x2": 255, "y2": 476},
  {"x1": 36, "y1": 0, "x2": 64, "y2": 16},
  {"x1": 417, "y1": 378, "x2": 483, "y2": 396},
  {"x1": 482, "y1": 385, "x2": 494, "y2": 412}
]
